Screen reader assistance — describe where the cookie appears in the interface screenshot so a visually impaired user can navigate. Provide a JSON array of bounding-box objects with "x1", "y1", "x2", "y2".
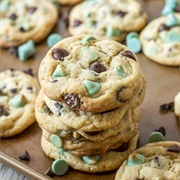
[
  {"x1": 115, "y1": 141, "x2": 180, "y2": 180},
  {"x1": 39, "y1": 35, "x2": 146, "y2": 112},
  {"x1": 68, "y1": 0, "x2": 147, "y2": 42},
  {"x1": 140, "y1": 13, "x2": 180, "y2": 66},
  {"x1": 57, "y1": 0, "x2": 83, "y2": 6},
  {"x1": 0, "y1": 0, "x2": 58, "y2": 48},
  {"x1": 174, "y1": 92, "x2": 180, "y2": 117},
  {"x1": 35, "y1": 77, "x2": 145, "y2": 132},
  {"x1": 0, "y1": 69, "x2": 40, "y2": 137},
  {"x1": 41, "y1": 132, "x2": 139, "y2": 173},
  {"x1": 41, "y1": 107, "x2": 140, "y2": 156}
]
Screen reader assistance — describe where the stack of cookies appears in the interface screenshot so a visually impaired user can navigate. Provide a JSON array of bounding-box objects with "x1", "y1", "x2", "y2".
[{"x1": 35, "y1": 35, "x2": 146, "y2": 173}]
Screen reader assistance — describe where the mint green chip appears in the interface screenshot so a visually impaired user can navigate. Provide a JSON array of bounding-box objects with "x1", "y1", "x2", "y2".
[
  {"x1": 116, "y1": 66, "x2": 127, "y2": 77},
  {"x1": 126, "y1": 37, "x2": 141, "y2": 53},
  {"x1": 127, "y1": 153, "x2": 145, "y2": 166},
  {"x1": 165, "y1": 0, "x2": 178, "y2": 8},
  {"x1": 106, "y1": 26, "x2": 120, "y2": 37},
  {"x1": 149, "y1": 132, "x2": 165, "y2": 143},
  {"x1": 83, "y1": 80, "x2": 101, "y2": 96},
  {"x1": 82, "y1": 36, "x2": 96, "y2": 45},
  {"x1": 12, "y1": 94, "x2": 27, "y2": 108},
  {"x1": 166, "y1": 31, "x2": 180, "y2": 42},
  {"x1": 166, "y1": 13, "x2": 180, "y2": 27},
  {"x1": 50, "y1": 134, "x2": 63, "y2": 148},
  {"x1": 126, "y1": 32, "x2": 139, "y2": 42},
  {"x1": 0, "y1": 0, "x2": 10, "y2": 12},
  {"x1": 82, "y1": 155, "x2": 101, "y2": 165},
  {"x1": 20, "y1": 22, "x2": 31, "y2": 31},
  {"x1": 52, "y1": 159, "x2": 68, "y2": 175},
  {"x1": 161, "y1": 5, "x2": 173, "y2": 15},
  {"x1": 52, "y1": 65, "x2": 67, "y2": 78},
  {"x1": 47, "y1": 33, "x2": 62, "y2": 48},
  {"x1": 18, "y1": 40, "x2": 35, "y2": 61}
]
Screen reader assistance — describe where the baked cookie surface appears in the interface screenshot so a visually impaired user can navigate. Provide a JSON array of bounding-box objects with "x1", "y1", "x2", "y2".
[
  {"x1": 41, "y1": 132, "x2": 139, "y2": 173},
  {"x1": 68, "y1": 0, "x2": 147, "y2": 42},
  {"x1": 0, "y1": 69, "x2": 40, "y2": 137},
  {"x1": 115, "y1": 141, "x2": 180, "y2": 180},
  {"x1": 140, "y1": 13, "x2": 180, "y2": 66},
  {"x1": 57, "y1": 0, "x2": 83, "y2": 5},
  {"x1": 39, "y1": 35, "x2": 146, "y2": 112},
  {"x1": 0, "y1": 0, "x2": 58, "y2": 47}
]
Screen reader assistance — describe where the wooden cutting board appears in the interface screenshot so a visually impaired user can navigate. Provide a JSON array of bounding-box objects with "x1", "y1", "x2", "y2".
[{"x1": 0, "y1": 1, "x2": 179, "y2": 179}]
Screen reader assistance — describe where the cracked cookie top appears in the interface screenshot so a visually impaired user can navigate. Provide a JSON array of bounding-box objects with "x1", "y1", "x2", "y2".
[{"x1": 39, "y1": 35, "x2": 145, "y2": 112}]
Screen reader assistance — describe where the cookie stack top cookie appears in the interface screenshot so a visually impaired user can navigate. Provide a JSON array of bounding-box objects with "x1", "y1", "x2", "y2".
[{"x1": 39, "y1": 35, "x2": 146, "y2": 112}]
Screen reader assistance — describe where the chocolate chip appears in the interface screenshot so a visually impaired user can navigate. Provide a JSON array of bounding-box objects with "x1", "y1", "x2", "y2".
[
  {"x1": 18, "y1": 151, "x2": 30, "y2": 161},
  {"x1": 44, "y1": 105, "x2": 51, "y2": 115},
  {"x1": 54, "y1": 102, "x2": 63, "y2": 115},
  {"x1": 10, "y1": 88, "x2": 17, "y2": 94},
  {"x1": 84, "y1": 131, "x2": 102, "y2": 136},
  {"x1": 113, "y1": 10, "x2": 127, "y2": 17},
  {"x1": 174, "y1": 4, "x2": 180, "y2": 12},
  {"x1": 22, "y1": 68, "x2": 34, "y2": 76},
  {"x1": 167, "y1": 145, "x2": 180, "y2": 153},
  {"x1": 135, "y1": 178, "x2": 144, "y2": 180},
  {"x1": 0, "y1": 89, "x2": 3, "y2": 96},
  {"x1": 52, "y1": 48, "x2": 68, "y2": 61},
  {"x1": 0, "y1": 105, "x2": 9, "y2": 116},
  {"x1": 9, "y1": 13, "x2": 17, "y2": 20},
  {"x1": 155, "y1": 126, "x2": 166, "y2": 136},
  {"x1": 27, "y1": 86, "x2": 33, "y2": 93},
  {"x1": 45, "y1": 168, "x2": 56, "y2": 178},
  {"x1": 8, "y1": 46, "x2": 18, "y2": 57},
  {"x1": 89, "y1": 62, "x2": 106, "y2": 73},
  {"x1": 160, "y1": 102, "x2": 174, "y2": 113},
  {"x1": 73, "y1": 20, "x2": 82, "y2": 27},
  {"x1": 51, "y1": 79, "x2": 58, "y2": 83},
  {"x1": 19, "y1": 27, "x2": 26, "y2": 32},
  {"x1": 121, "y1": 51, "x2": 136, "y2": 61},
  {"x1": 64, "y1": 94, "x2": 80, "y2": 108},
  {"x1": 158, "y1": 24, "x2": 170, "y2": 32},
  {"x1": 114, "y1": 142, "x2": 129, "y2": 152},
  {"x1": 27, "y1": 7, "x2": 37, "y2": 14},
  {"x1": 116, "y1": 87, "x2": 128, "y2": 103}
]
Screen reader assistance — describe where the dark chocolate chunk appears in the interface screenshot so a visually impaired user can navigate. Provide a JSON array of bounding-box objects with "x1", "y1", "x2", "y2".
[
  {"x1": 167, "y1": 145, "x2": 180, "y2": 153},
  {"x1": 22, "y1": 68, "x2": 34, "y2": 76},
  {"x1": 28, "y1": 7, "x2": 37, "y2": 14},
  {"x1": 9, "y1": 13, "x2": 17, "y2": 20},
  {"x1": 113, "y1": 10, "x2": 127, "y2": 17},
  {"x1": 174, "y1": 4, "x2": 180, "y2": 12},
  {"x1": 64, "y1": 94, "x2": 80, "y2": 108},
  {"x1": 89, "y1": 62, "x2": 106, "y2": 73},
  {"x1": 52, "y1": 48, "x2": 68, "y2": 61},
  {"x1": 84, "y1": 131, "x2": 102, "y2": 136},
  {"x1": 0, "y1": 105, "x2": 9, "y2": 116},
  {"x1": 18, "y1": 151, "x2": 30, "y2": 161},
  {"x1": 121, "y1": 51, "x2": 136, "y2": 61},
  {"x1": 114, "y1": 142, "x2": 129, "y2": 152},
  {"x1": 19, "y1": 27, "x2": 26, "y2": 32},
  {"x1": 116, "y1": 87, "x2": 128, "y2": 103},
  {"x1": 54, "y1": 102, "x2": 63, "y2": 115},
  {"x1": 8, "y1": 46, "x2": 18, "y2": 57},
  {"x1": 45, "y1": 168, "x2": 56, "y2": 178},
  {"x1": 51, "y1": 79, "x2": 58, "y2": 83},
  {"x1": 155, "y1": 126, "x2": 166, "y2": 136},
  {"x1": 44, "y1": 104, "x2": 51, "y2": 115},
  {"x1": 10, "y1": 88, "x2": 17, "y2": 94},
  {"x1": 135, "y1": 178, "x2": 144, "y2": 180},
  {"x1": 158, "y1": 24, "x2": 170, "y2": 32},
  {"x1": 160, "y1": 102, "x2": 174, "y2": 113},
  {"x1": 27, "y1": 86, "x2": 33, "y2": 93},
  {"x1": 73, "y1": 20, "x2": 82, "y2": 27}
]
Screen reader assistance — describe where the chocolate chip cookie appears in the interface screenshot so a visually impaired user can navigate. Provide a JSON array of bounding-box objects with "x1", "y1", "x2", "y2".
[
  {"x1": 0, "y1": 0, "x2": 58, "y2": 47},
  {"x1": 115, "y1": 141, "x2": 180, "y2": 180},
  {"x1": 0, "y1": 69, "x2": 40, "y2": 137},
  {"x1": 68, "y1": 0, "x2": 147, "y2": 42},
  {"x1": 140, "y1": 13, "x2": 180, "y2": 66},
  {"x1": 39, "y1": 35, "x2": 146, "y2": 112}
]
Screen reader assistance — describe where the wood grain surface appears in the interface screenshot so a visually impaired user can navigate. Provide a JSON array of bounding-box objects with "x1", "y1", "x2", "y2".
[{"x1": 0, "y1": 0, "x2": 180, "y2": 180}]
